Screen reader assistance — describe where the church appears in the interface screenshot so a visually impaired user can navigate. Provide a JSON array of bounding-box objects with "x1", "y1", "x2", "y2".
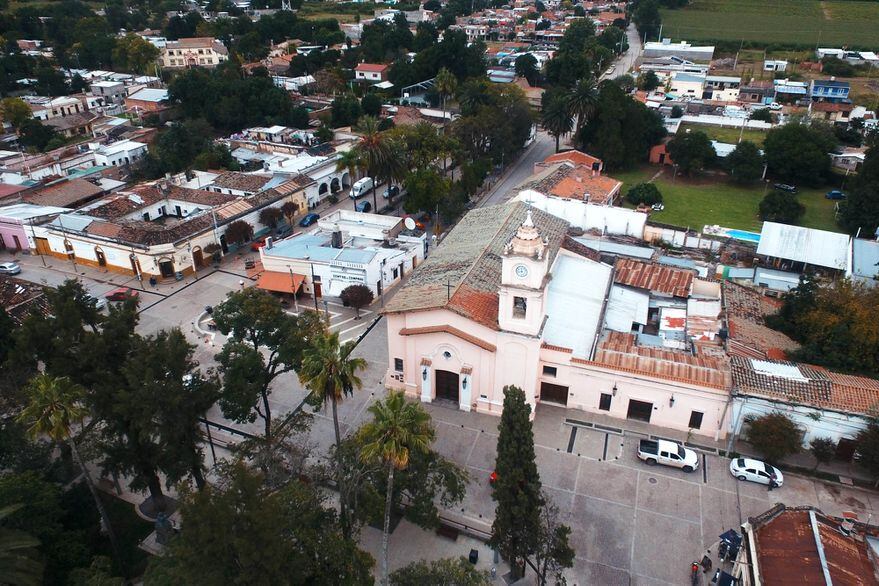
[{"x1": 384, "y1": 201, "x2": 732, "y2": 439}]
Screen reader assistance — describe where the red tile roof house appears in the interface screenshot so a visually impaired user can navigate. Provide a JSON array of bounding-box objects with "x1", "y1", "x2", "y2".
[{"x1": 354, "y1": 63, "x2": 390, "y2": 83}]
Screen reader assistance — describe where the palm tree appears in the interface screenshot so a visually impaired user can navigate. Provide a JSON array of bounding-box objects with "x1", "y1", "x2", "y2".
[
  {"x1": 434, "y1": 67, "x2": 458, "y2": 130},
  {"x1": 566, "y1": 76, "x2": 599, "y2": 139},
  {"x1": 359, "y1": 391, "x2": 434, "y2": 586},
  {"x1": 355, "y1": 116, "x2": 401, "y2": 213},
  {"x1": 335, "y1": 147, "x2": 362, "y2": 195},
  {"x1": 541, "y1": 95, "x2": 574, "y2": 153},
  {"x1": 0, "y1": 504, "x2": 42, "y2": 586},
  {"x1": 299, "y1": 330, "x2": 367, "y2": 537},
  {"x1": 16, "y1": 374, "x2": 124, "y2": 573}
]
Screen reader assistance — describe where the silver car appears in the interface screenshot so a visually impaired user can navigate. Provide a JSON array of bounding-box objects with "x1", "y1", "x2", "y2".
[{"x1": 0, "y1": 261, "x2": 21, "y2": 275}]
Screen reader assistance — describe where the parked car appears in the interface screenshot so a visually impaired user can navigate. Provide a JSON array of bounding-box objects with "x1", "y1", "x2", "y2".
[
  {"x1": 0, "y1": 261, "x2": 21, "y2": 275},
  {"x1": 104, "y1": 287, "x2": 138, "y2": 301},
  {"x1": 349, "y1": 177, "x2": 374, "y2": 199},
  {"x1": 355, "y1": 200, "x2": 372, "y2": 213},
  {"x1": 84, "y1": 293, "x2": 108, "y2": 311},
  {"x1": 637, "y1": 439, "x2": 700, "y2": 472},
  {"x1": 250, "y1": 235, "x2": 269, "y2": 251},
  {"x1": 773, "y1": 183, "x2": 798, "y2": 194},
  {"x1": 825, "y1": 190, "x2": 846, "y2": 200},
  {"x1": 299, "y1": 213, "x2": 320, "y2": 227},
  {"x1": 383, "y1": 185, "x2": 400, "y2": 199},
  {"x1": 769, "y1": 102, "x2": 783, "y2": 111},
  {"x1": 729, "y1": 458, "x2": 784, "y2": 487}
]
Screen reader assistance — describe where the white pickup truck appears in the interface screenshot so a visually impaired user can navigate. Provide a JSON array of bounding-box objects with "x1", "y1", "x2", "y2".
[{"x1": 637, "y1": 439, "x2": 700, "y2": 472}]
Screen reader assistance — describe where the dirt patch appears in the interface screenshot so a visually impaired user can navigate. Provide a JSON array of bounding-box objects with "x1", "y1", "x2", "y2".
[{"x1": 820, "y1": 1, "x2": 832, "y2": 20}]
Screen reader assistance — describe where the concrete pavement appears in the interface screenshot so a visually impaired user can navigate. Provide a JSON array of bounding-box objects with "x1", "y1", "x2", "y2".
[{"x1": 479, "y1": 130, "x2": 556, "y2": 208}]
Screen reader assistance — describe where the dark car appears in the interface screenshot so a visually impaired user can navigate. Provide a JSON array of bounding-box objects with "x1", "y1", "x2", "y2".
[
  {"x1": 383, "y1": 185, "x2": 400, "y2": 199},
  {"x1": 298, "y1": 213, "x2": 320, "y2": 227},
  {"x1": 773, "y1": 183, "x2": 798, "y2": 194},
  {"x1": 825, "y1": 190, "x2": 847, "y2": 200},
  {"x1": 104, "y1": 287, "x2": 139, "y2": 301},
  {"x1": 355, "y1": 200, "x2": 372, "y2": 213}
]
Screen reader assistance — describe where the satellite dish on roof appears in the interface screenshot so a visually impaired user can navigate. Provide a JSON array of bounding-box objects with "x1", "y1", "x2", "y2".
[{"x1": 404, "y1": 217, "x2": 416, "y2": 230}]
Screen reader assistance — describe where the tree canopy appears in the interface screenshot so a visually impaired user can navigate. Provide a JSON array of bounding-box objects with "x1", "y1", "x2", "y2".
[
  {"x1": 763, "y1": 122, "x2": 835, "y2": 186},
  {"x1": 667, "y1": 130, "x2": 715, "y2": 175}
]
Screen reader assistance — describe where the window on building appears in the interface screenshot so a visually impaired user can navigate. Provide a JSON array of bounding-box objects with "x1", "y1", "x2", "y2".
[
  {"x1": 688, "y1": 411, "x2": 703, "y2": 430},
  {"x1": 599, "y1": 393, "x2": 612, "y2": 411},
  {"x1": 542, "y1": 365, "x2": 557, "y2": 377},
  {"x1": 392, "y1": 267, "x2": 399, "y2": 279},
  {"x1": 394, "y1": 358, "x2": 403, "y2": 372},
  {"x1": 513, "y1": 296, "x2": 527, "y2": 318}
]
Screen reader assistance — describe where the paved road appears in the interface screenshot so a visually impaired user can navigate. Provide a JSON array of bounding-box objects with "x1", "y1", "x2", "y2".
[
  {"x1": 600, "y1": 23, "x2": 643, "y2": 81},
  {"x1": 479, "y1": 130, "x2": 556, "y2": 208}
]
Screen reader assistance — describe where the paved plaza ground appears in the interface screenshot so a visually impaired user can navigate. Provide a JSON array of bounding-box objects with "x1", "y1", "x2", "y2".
[{"x1": 8, "y1": 250, "x2": 879, "y2": 584}]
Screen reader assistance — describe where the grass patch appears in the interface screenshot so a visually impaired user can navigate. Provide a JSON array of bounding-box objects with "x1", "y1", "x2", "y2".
[
  {"x1": 660, "y1": 0, "x2": 879, "y2": 48},
  {"x1": 613, "y1": 166, "x2": 841, "y2": 233},
  {"x1": 297, "y1": 1, "x2": 385, "y2": 22},
  {"x1": 679, "y1": 123, "x2": 768, "y2": 147}
]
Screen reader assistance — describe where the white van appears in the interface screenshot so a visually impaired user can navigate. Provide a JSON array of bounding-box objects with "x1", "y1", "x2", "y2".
[{"x1": 349, "y1": 177, "x2": 373, "y2": 199}]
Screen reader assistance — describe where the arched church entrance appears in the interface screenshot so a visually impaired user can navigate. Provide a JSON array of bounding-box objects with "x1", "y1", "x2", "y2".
[{"x1": 435, "y1": 370, "x2": 459, "y2": 403}]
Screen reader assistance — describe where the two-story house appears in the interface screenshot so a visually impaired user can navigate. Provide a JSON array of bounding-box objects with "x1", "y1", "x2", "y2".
[
  {"x1": 810, "y1": 79, "x2": 850, "y2": 103},
  {"x1": 160, "y1": 37, "x2": 229, "y2": 69}
]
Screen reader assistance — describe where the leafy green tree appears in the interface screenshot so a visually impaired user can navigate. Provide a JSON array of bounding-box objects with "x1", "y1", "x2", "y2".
[
  {"x1": 759, "y1": 190, "x2": 805, "y2": 224},
  {"x1": 258, "y1": 207, "x2": 283, "y2": 230},
  {"x1": 809, "y1": 437, "x2": 837, "y2": 471},
  {"x1": 667, "y1": 130, "x2": 715, "y2": 175},
  {"x1": 68, "y1": 556, "x2": 124, "y2": 586},
  {"x1": 111, "y1": 34, "x2": 159, "y2": 73},
  {"x1": 403, "y1": 168, "x2": 451, "y2": 214},
  {"x1": 16, "y1": 375, "x2": 123, "y2": 570},
  {"x1": 361, "y1": 93, "x2": 382, "y2": 118},
  {"x1": 490, "y1": 386, "x2": 542, "y2": 579},
  {"x1": 727, "y1": 140, "x2": 764, "y2": 183},
  {"x1": 534, "y1": 494, "x2": 575, "y2": 586},
  {"x1": 18, "y1": 119, "x2": 57, "y2": 152},
  {"x1": 223, "y1": 220, "x2": 254, "y2": 245},
  {"x1": 626, "y1": 182, "x2": 662, "y2": 206},
  {"x1": 390, "y1": 557, "x2": 490, "y2": 585},
  {"x1": 0, "y1": 97, "x2": 32, "y2": 130},
  {"x1": 744, "y1": 412, "x2": 802, "y2": 464},
  {"x1": 855, "y1": 421, "x2": 879, "y2": 480},
  {"x1": 143, "y1": 463, "x2": 373, "y2": 585},
  {"x1": 359, "y1": 391, "x2": 434, "y2": 585},
  {"x1": 214, "y1": 289, "x2": 324, "y2": 442},
  {"x1": 764, "y1": 122, "x2": 835, "y2": 186},
  {"x1": 0, "y1": 504, "x2": 42, "y2": 586},
  {"x1": 354, "y1": 116, "x2": 405, "y2": 213},
  {"x1": 542, "y1": 92, "x2": 574, "y2": 153},
  {"x1": 632, "y1": 0, "x2": 662, "y2": 40},
  {"x1": 515, "y1": 54, "x2": 540, "y2": 85},
  {"x1": 750, "y1": 108, "x2": 773, "y2": 123},
  {"x1": 840, "y1": 145, "x2": 879, "y2": 237},
  {"x1": 331, "y1": 93, "x2": 362, "y2": 128},
  {"x1": 636, "y1": 70, "x2": 660, "y2": 91},
  {"x1": 340, "y1": 284, "x2": 374, "y2": 318}
]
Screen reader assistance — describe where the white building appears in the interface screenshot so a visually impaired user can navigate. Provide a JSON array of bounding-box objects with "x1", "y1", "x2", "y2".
[
  {"x1": 763, "y1": 59, "x2": 788, "y2": 72},
  {"x1": 258, "y1": 209, "x2": 426, "y2": 298},
  {"x1": 669, "y1": 72, "x2": 705, "y2": 98},
  {"x1": 643, "y1": 40, "x2": 715, "y2": 62},
  {"x1": 92, "y1": 140, "x2": 148, "y2": 167}
]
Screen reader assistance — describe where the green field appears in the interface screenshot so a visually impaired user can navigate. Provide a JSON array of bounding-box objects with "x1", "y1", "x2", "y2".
[
  {"x1": 660, "y1": 0, "x2": 879, "y2": 48},
  {"x1": 679, "y1": 123, "x2": 768, "y2": 147},
  {"x1": 614, "y1": 167, "x2": 840, "y2": 232}
]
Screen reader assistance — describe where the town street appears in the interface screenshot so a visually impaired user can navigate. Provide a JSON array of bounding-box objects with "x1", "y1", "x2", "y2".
[{"x1": 480, "y1": 129, "x2": 556, "y2": 207}]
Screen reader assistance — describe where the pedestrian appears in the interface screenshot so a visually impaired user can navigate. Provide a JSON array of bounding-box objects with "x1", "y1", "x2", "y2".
[{"x1": 768, "y1": 479, "x2": 777, "y2": 491}]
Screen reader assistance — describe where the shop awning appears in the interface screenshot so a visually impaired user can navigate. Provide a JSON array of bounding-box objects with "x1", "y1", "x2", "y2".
[{"x1": 256, "y1": 271, "x2": 305, "y2": 294}]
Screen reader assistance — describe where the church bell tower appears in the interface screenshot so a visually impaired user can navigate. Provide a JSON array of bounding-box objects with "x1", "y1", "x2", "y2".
[{"x1": 498, "y1": 209, "x2": 550, "y2": 336}]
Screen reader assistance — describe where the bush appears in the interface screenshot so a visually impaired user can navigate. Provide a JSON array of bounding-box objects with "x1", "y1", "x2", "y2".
[
  {"x1": 339, "y1": 284, "x2": 374, "y2": 317},
  {"x1": 750, "y1": 108, "x2": 773, "y2": 123},
  {"x1": 809, "y1": 437, "x2": 836, "y2": 470},
  {"x1": 744, "y1": 412, "x2": 802, "y2": 464},
  {"x1": 224, "y1": 220, "x2": 254, "y2": 245},
  {"x1": 626, "y1": 182, "x2": 662, "y2": 206},
  {"x1": 759, "y1": 190, "x2": 805, "y2": 224},
  {"x1": 670, "y1": 105, "x2": 683, "y2": 118}
]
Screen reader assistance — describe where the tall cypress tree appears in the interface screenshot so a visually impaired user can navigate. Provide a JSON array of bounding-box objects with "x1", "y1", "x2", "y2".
[{"x1": 489, "y1": 385, "x2": 543, "y2": 579}]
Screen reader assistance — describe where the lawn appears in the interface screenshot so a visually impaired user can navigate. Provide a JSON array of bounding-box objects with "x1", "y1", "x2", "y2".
[
  {"x1": 679, "y1": 123, "x2": 768, "y2": 147},
  {"x1": 613, "y1": 166, "x2": 841, "y2": 233},
  {"x1": 297, "y1": 1, "x2": 385, "y2": 22},
  {"x1": 660, "y1": 0, "x2": 879, "y2": 48}
]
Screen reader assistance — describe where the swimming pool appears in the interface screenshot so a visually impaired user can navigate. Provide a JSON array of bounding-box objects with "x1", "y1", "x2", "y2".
[{"x1": 725, "y1": 229, "x2": 761, "y2": 243}]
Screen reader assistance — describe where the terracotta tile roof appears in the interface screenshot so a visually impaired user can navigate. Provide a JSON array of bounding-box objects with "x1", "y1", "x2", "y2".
[
  {"x1": 722, "y1": 281, "x2": 799, "y2": 360},
  {"x1": 131, "y1": 184, "x2": 236, "y2": 207},
  {"x1": 588, "y1": 331, "x2": 730, "y2": 389},
  {"x1": 355, "y1": 63, "x2": 388, "y2": 73},
  {"x1": 520, "y1": 163, "x2": 621, "y2": 203},
  {"x1": 543, "y1": 150, "x2": 603, "y2": 170},
  {"x1": 614, "y1": 258, "x2": 694, "y2": 297},
  {"x1": 399, "y1": 325, "x2": 497, "y2": 352},
  {"x1": 210, "y1": 172, "x2": 272, "y2": 193},
  {"x1": 731, "y1": 355, "x2": 834, "y2": 406},
  {"x1": 821, "y1": 369, "x2": 879, "y2": 416},
  {"x1": 751, "y1": 506, "x2": 879, "y2": 586},
  {"x1": 24, "y1": 179, "x2": 104, "y2": 208},
  {"x1": 44, "y1": 112, "x2": 97, "y2": 132},
  {"x1": 85, "y1": 220, "x2": 124, "y2": 238},
  {"x1": 812, "y1": 102, "x2": 854, "y2": 113},
  {"x1": 0, "y1": 276, "x2": 50, "y2": 325},
  {"x1": 274, "y1": 175, "x2": 315, "y2": 193},
  {"x1": 385, "y1": 202, "x2": 569, "y2": 329}
]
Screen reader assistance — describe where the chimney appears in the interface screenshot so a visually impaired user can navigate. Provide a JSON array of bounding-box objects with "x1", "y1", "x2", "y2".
[
  {"x1": 331, "y1": 225, "x2": 343, "y2": 249},
  {"x1": 265, "y1": 237, "x2": 273, "y2": 250}
]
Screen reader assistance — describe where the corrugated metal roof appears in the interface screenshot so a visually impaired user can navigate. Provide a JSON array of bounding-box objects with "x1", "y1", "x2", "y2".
[
  {"x1": 756, "y1": 222, "x2": 850, "y2": 270},
  {"x1": 613, "y1": 258, "x2": 694, "y2": 297},
  {"x1": 853, "y1": 238, "x2": 879, "y2": 280},
  {"x1": 604, "y1": 285, "x2": 650, "y2": 333}
]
